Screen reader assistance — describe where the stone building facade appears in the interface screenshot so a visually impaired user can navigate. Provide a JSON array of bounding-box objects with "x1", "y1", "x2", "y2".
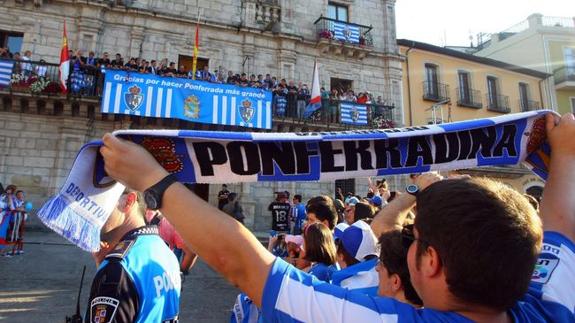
[{"x1": 0, "y1": 0, "x2": 404, "y2": 231}]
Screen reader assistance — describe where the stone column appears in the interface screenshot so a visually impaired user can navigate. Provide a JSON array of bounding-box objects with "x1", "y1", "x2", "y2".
[{"x1": 129, "y1": 26, "x2": 146, "y2": 58}]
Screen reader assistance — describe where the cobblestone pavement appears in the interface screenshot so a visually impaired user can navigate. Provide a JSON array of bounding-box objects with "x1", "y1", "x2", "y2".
[{"x1": 0, "y1": 231, "x2": 239, "y2": 322}]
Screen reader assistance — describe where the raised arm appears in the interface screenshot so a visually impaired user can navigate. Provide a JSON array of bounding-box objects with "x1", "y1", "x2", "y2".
[
  {"x1": 371, "y1": 173, "x2": 441, "y2": 237},
  {"x1": 540, "y1": 113, "x2": 575, "y2": 241},
  {"x1": 100, "y1": 134, "x2": 275, "y2": 306}
]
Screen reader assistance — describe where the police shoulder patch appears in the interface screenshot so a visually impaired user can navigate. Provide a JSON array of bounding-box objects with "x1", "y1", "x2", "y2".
[
  {"x1": 90, "y1": 296, "x2": 119, "y2": 323},
  {"x1": 105, "y1": 240, "x2": 135, "y2": 260}
]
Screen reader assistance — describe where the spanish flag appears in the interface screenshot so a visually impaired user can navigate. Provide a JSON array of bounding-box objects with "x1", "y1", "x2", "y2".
[
  {"x1": 192, "y1": 21, "x2": 199, "y2": 80},
  {"x1": 59, "y1": 20, "x2": 70, "y2": 93}
]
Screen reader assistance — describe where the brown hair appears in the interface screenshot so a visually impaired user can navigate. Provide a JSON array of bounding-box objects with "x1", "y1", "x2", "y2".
[
  {"x1": 336, "y1": 239, "x2": 359, "y2": 267},
  {"x1": 306, "y1": 195, "x2": 338, "y2": 230},
  {"x1": 415, "y1": 178, "x2": 542, "y2": 310},
  {"x1": 354, "y1": 202, "x2": 375, "y2": 222},
  {"x1": 379, "y1": 231, "x2": 423, "y2": 306},
  {"x1": 304, "y1": 223, "x2": 337, "y2": 266}
]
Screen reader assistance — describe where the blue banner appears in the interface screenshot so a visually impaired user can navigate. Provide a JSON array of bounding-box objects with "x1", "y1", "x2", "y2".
[
  {"x1": 333, "y1": 22, "x2": 360, "y2": 44},
  {"x1": 101, "y1": 70, "x2": 273, "y2": 129},
  {"x1": 340, "y1": 102, "x2": 368, "y2": 125}
]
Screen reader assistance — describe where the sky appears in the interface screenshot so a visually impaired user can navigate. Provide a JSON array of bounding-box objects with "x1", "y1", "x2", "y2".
[{"x1": 395, "y1": 0, "x2": 575, "y2": 47}]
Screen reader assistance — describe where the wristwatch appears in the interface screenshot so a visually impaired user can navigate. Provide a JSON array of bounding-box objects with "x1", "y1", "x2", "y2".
[
  {"x1": 144, "y1": 174, "x2": 177, "y2": 210},
  {"x1": 406, "y1": 184, "x2": 419, "y2": 196}
]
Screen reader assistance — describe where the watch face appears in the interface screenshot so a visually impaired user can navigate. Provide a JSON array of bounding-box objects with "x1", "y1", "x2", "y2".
[
  {"x1": 406, "y1": 184, "x2": 419, "y2": 194},
  {"x1": 144, "y1": 191, "x2": 158, "y2": 210}
]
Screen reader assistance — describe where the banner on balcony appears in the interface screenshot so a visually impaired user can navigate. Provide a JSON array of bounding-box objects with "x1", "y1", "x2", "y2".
[
  {"x1": 0, "y1": 59, "x2": 14, "y2": 87},
  {"x1": 333, "y1": 22, "x2": 360, "y2": 44},
  {"x1": 101, "y1": 70, "x2": 273, "y2": 129},
  {"x1": 38, "y1": 110, "x2": 553, "y2": 251},
  {"x1": 340, "y1": 102, "x2": 368, "y2": 125}
]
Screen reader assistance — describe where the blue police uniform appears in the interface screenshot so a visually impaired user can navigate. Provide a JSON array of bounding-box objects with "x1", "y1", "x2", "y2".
[{"x1": 86, "y1": 226, "x2": 181, "y2": 323}]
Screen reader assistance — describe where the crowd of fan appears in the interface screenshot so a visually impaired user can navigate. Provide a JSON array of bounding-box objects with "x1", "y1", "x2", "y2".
[{"x1": 1, "y1": 49, "x2": 395, "y2": 123}]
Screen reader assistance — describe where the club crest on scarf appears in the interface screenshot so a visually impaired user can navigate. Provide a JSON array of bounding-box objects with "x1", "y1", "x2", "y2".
[
  {"x1": 141, "y1": 137, "x2": 183, "y2": 173},
  {"x1": 524, "y1": 116, "x2": 550, "y2": 175},
  {"x1": 239, "y1": 99, "x2": 255, "y2": 123},
  {"x1": 124, "y1": 85, "x2": 143, "y2": 111},
  {"x1": 183, "y1": 95, "x2": 200, "y2": 119}
]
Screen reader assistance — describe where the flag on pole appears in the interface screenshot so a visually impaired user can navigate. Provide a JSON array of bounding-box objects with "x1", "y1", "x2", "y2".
[
  {"x1": 304, "y1": 60, "x2": 321, "y2": 118},
  {"x1": 59, "y1": 20, "x2": 70, "y2": 93},
  {"x1": 192, "y1": 19, "x2": 199, "y2": 80}
]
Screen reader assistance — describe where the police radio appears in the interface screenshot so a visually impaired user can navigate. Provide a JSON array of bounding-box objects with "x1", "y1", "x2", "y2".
[{"x1": 65, "y1": 265, "x2": 86, "y2": 323}]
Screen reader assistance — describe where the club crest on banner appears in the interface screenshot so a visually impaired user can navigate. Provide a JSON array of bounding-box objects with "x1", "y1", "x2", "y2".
[
  {"x1": 351, "y1": 107, "x2": 360, "y2": 122},
  {"x1": 343, "y1": 26, "x2": 352, "y2": 41},
  {"x1": 141, "y1": 137, "x2": 184, "y2": 173},
  {"x1": 239, "y1": 99, "x2": 255, "y2": 123},
  {"x1": 183, "y1": 95, "x2": 201, "y2": 119},
  {"x1": 124, "y1": 85, "x2": 143, "y2": 111}
]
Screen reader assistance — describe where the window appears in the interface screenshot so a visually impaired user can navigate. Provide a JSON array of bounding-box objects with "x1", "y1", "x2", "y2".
[
  {"x1": 0, "y1": 30, "x2": 24, "y2": 54},
  {"x1": 335, "y1": 179, "x2": 355, "y2": 199},
  {"x1": 330, "y1": 77, "x2": 353, "y2": 93},
  {"x1": 328, "y1": 3, "x2": 348, "y2": 22},
  {"x1": 425, "y1": 63, "x2": 439, "y2": 97},
  {"x1": 487, "y1": 76, "x2": 499, "y2": 106},
  {"x1": 178, "y1": 55, "x2": 209, "y2": 73},
  {"x1": 458, "y1": 71, "x2": 471, "y2": 102},
  {"x1": 564, "y1": 47, "x2": 575, "y2": 70},
  {"x1": 519, "y1": 82, "x2": 530, "y2": 111}
]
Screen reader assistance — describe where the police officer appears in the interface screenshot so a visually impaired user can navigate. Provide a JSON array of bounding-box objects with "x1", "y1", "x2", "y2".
[{"x1": 86, "y1": 187, "x2": 180, "y2": 323}]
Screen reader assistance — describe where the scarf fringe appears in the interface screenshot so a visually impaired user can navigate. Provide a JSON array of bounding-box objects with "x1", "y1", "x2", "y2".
[{"x1": 37, "y1": 195, "x2": 100, "y2": 252}]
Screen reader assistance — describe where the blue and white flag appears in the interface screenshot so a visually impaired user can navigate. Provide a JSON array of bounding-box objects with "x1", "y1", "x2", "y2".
[
  {"x1": 333, "y1": 22, "x2": 360, "y2": 44},
  {"x1": 37, "y1": 110, "x2": 553, "y2": 251},
  {"x1": 102, "y1": 70, "x2": 273, "y2": 129},
  {"x1": 340, "y1": 102, "x2": 368, "y2": 125},
  {"x1": 0, "y1": 59, "x2": 14, "y2": 87}
]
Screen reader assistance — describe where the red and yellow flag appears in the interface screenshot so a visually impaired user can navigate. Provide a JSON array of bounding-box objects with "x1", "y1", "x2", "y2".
[
  {"x1": 192, "y1": 22, "x2": 199, "y2": 80},
  {"x1": 59, "y1": 20, "x2": 70, "y2": 93}
]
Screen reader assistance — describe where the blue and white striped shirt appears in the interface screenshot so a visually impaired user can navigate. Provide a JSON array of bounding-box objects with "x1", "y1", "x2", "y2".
[{"x1": 261, "y1": 231, "x2": 575, "y2": 322}]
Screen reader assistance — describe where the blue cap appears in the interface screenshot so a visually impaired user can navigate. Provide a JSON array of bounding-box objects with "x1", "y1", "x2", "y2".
[
  {"x1": 340, "y1": 221, "x2": 378, "y2": 261},
  {"x1": 346, "y1": 197, "x2": 360, "y2": 206},
  {"x1": 333, "y1": 222, "x2": 350, "y2": 241},
  {"x1": 370, "y1": 195, "x2": 383, "y2": 207}
]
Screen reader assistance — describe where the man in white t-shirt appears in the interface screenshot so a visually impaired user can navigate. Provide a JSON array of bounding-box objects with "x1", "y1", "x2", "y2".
[{"x1": 100, "y1": 113, "x2": 575, "y2": 322}]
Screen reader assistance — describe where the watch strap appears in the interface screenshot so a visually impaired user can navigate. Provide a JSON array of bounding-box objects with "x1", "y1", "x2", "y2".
[{"x1": 145, "y1": 174, "x2": 177, "y2": 210}]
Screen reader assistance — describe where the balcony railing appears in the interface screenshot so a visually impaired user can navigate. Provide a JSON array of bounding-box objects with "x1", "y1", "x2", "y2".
[
  {"x1": 456, "y1": 87, "x2": 482, "y2": 109},
  {"x1": 486, "y1": 94, "x2": 510, "y2": 113},
  {"x1": 297, "y1": 99, "x2": 396, "y2": 129},
  {"x1": 519, "y1": 99, "x2": 540, "y2": 112},
  {"x1": 553, "y1": 66, "x2": 575, "y2": 84},
  {"x1": 0, "y1": 59, "x2": 397, "y2": 129},
  {"x1": 314, "y1": 16, "x2": 373, "y2": 48},
  {"x1": 422, "y1": 81, "x2": 450, "y2": 102},
  {"x1": 0, "y1": 58, "x2": 102, "y2": 97}
]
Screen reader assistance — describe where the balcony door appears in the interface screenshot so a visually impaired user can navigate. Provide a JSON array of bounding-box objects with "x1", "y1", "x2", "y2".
[
  {"x1": 425, "y1": 64, "x2": 439, "y2": 98},
  {"x1": 519, "y1": 82, "x2": 530, "y2": 111},
  {"x1": 327, "y1": 3, "x2": 348, "y2": 22},
  {"x1": 487, "y1": 76, "x2": 499, "y2": 107},
  {"x1": 458, "y1": 71, "x2": 471, "y2": 102},
  {"x1": 565, "y1": 47, "x2": 575, "y2": 72}
]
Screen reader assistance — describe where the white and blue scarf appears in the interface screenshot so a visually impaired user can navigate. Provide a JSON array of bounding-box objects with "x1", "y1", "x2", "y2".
[{"x1": 38, "y1": 110, "x2": 553, "y2": 251}]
